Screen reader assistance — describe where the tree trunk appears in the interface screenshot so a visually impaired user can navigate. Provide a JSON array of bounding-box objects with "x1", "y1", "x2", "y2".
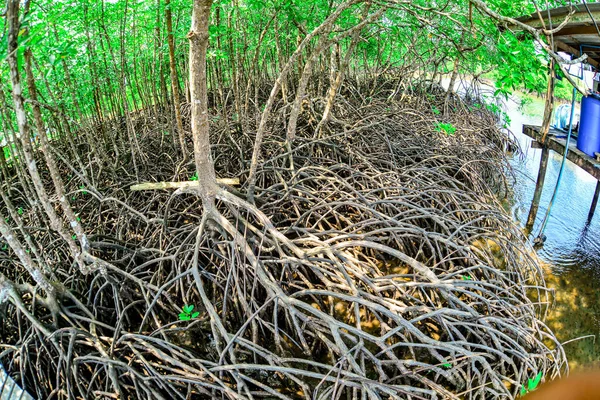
[
  {"x1": 245, "y1": 0, "x2": 361, "y2": 201},
  {"x1": 6, "y1": 0, "x2": 86, "y2": 273},
  {"x1": 24, "y1": 47, "x2": 88, "y2": 253},
  {"x1": 287, "y1": 33, "x2": 332, "y2": 142},
  {"x1": 540, "y1": 57, "x2": 556, "y2": 144},
  {"x1": 189, "y1": 0, "x2": 217, "y2": 206},
  {"x1": 316, "y1": 4, "x2": 370, "y2": 134},
  {"x1": 227, "y1": 5, "x2": 242, "y2": 120},
  {"x1": 166, "y1": 0, "x2": 187, "y2": 161},
  {"x1": 446, "y1": 57, "x2": 460, "y2": 95}
]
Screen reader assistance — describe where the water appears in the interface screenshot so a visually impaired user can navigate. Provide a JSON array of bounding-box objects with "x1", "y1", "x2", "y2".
[{"x1": 506, "y1": 95, "x2": 600, "y2": 370}]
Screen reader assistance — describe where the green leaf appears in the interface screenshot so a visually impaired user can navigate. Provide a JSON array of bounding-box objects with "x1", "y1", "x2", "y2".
[
  {"x1": 192, "y1": 311, "x2": 200, "y2": 318},
  {"x1": 434, "y1": 122, "x2": 456, "y2": 136},
  {"x1": 441, "y1": 362, "x2": 452, "y2": 369},
  {"x1": 461, "y1": 275, "x2": 472, "y2": 281},
  {"x1": 190, "y1": 172, "x2": 198, "y2": 181},
  {"x1": 520, "y1": 385, "x2": 527, "y2": 396},
  {"x1": 179, "y1": 313, "x2": 191, "y2": 321},
  {"x1": 533, "y1": 371, "x2": 543, "y2": 385},
  {"x1": 529, "y1": 371, "x2": 543, "y2": 391},
  {"x1": 183, "y1": 304, "x2": 194, "y2": 314}
]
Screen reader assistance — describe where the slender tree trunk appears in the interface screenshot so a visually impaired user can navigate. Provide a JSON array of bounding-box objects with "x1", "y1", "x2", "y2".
[
  {"x1": 119, "y1": 0, "x2": 142, "y2": 178},
  {"x1": 189, "y1": 0, "x2": 217, "y2": 206},
  {"x1": 227, "y1": 5, "x2": 242, "y2": 120},
  {"x1": 166, "y1": 0, "x2": 187, "y2": 161},
  {"x1": 446, "y1": 56, "x2": 460, "y2": 96},
  {"x1": 0, "y1": 92, "x2": 38, "y2": 207},
  {"x1": 246, "y1": 0, "x2": 362, "y2": 201},
  {"x1": 214, "y1": 5, "x2": 226, "y2": 113},
  {"x1": 274, "y1": 22, "x2": 288, "y2": 103},
  {"x1": 287, "y1": 34, "x2": 332, "y2": 142},
  {"x1": 541, "y1": 57, "x2": 556, "y2": 144},
  {"x1": 24, "y1": 48, "x2": 88, "y2": 255},
  {"x1": 0, "y1": 211, "x2": 53, "y2": 292},
  {"x1": 0, "y1": 186, "x2": 48, "y2": 274},
  {"x1": 243, "y1": 14, "x2": 275, "y2": 121},
  {"x1": 52, "y1": 25, "x2": 102, "y2": 170},
  {"x1": 6, "y1": 0, "x2": 86, "y2": 273},
  {"x1": 0, "y1": 144, "x2": 9, "y2": 183},
  {"x1": 316, "y1": 4, "x2": 370, "y2": 134}
]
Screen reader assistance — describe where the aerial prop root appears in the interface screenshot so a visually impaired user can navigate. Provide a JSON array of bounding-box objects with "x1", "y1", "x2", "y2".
[{"x1": 171, "y1": 182, "x2": 562, "y2": 397}]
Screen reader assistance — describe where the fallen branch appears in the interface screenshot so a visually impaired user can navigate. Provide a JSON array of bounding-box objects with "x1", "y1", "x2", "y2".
[{"x1": 130, "y1": 178, "x2": 240, "y2": 191}]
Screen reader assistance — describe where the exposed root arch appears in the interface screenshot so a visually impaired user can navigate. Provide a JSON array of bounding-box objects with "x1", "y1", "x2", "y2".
[{"x1": 0, "y1": 80, "x2": 565, "y2": 399}]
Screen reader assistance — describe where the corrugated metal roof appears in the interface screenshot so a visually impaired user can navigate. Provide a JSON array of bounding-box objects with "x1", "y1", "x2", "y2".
[{"x1": 515, "y1": 3, "x2": 600, "y2": 67}]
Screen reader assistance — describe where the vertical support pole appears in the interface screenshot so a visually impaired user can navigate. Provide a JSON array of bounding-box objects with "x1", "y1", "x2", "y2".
[
  {"x1": 540, "y1": 47, "x2": 556, "y2": 144},
  {"x1": 588, "y1": 180, "x2": 600, "y2": 222},
  {"x1": 526, "y1": 146, "x2": 550, "y2": 232}
]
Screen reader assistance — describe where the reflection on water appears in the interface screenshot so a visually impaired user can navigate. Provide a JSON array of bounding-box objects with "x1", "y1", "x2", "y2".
[{"x1": 507, "y1": 96, "x2": 600, "y2": 370}]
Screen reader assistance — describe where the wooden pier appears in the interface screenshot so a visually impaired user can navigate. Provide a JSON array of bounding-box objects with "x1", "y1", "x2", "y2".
[
  {"x1": 523, "y1": 125, "x2": 600, "y2": 179},
  {"x1": 514, "y1": 3, "x2": 600, "y2": 238},
  {"x1": 522, "y1": 124, "x2": 600, "y2": 227}
]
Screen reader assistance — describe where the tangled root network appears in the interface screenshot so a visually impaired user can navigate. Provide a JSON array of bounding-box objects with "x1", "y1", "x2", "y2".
[{"x1": 0, "y1": 79, "x2": 566, "y2": 399}]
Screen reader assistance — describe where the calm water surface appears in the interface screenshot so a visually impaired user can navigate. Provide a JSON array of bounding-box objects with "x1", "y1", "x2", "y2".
[{"x1": 506, "y1": 98, "x2": 600, "y2": 369}]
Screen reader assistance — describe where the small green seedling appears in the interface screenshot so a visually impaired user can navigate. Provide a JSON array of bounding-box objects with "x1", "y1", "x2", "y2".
[
  {"x1": 432, "y1": 106, "x2": 441, "y2": 115},
  {"x1": 17, "y1": 207, "x2": 23, "y2": 216},
  {"x1": 461, "y1": 275, "x2": 472, "y2": 281},
  {"x1": 441, "y1": 362, "x2": 452, "y2": 369},
  {"x1": 435, "y1": 122, "x2": 456, "y2": 136},
  {"x1": 190, "y1": 172, "x2": 198, "y2": 181},
  {"x1": 179, "y1": 304, "x2": 200, "y2": 321},
  {"x1": 520, "y1": 371, "x2": 543, "y2": 396},
  {"x1": 79, "y1": 185, "x2": 88, "y2": 195}
]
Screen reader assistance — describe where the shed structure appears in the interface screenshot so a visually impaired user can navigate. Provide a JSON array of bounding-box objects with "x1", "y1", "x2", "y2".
[{"x1": 514, "y1": 3, "x2": 600, "y2": 230}]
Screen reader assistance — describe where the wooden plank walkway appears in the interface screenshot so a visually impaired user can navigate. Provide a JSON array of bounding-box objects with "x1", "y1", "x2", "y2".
[
  {"x1": 522, "y1": 124, "x2": 600, "y2": 227},
  {"x1": 523, "y1": 125, "x2": 600, "y2": 181}
]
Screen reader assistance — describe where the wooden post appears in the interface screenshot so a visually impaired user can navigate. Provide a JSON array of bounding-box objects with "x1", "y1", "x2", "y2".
[
  {"x1": 526, "y1": 146, "x2": 550, "y2": 231},
  {"x1": 588, "y1": 181, "x2": 600, "y2": 222},
  {"x1": 540, "y1": 48, "x2": 556, "y2": 144}
]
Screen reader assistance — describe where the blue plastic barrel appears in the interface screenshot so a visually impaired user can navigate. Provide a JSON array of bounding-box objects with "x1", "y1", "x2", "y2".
[{"x1": 577, "y1": 93, "x2": 600, "y2": 157}]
